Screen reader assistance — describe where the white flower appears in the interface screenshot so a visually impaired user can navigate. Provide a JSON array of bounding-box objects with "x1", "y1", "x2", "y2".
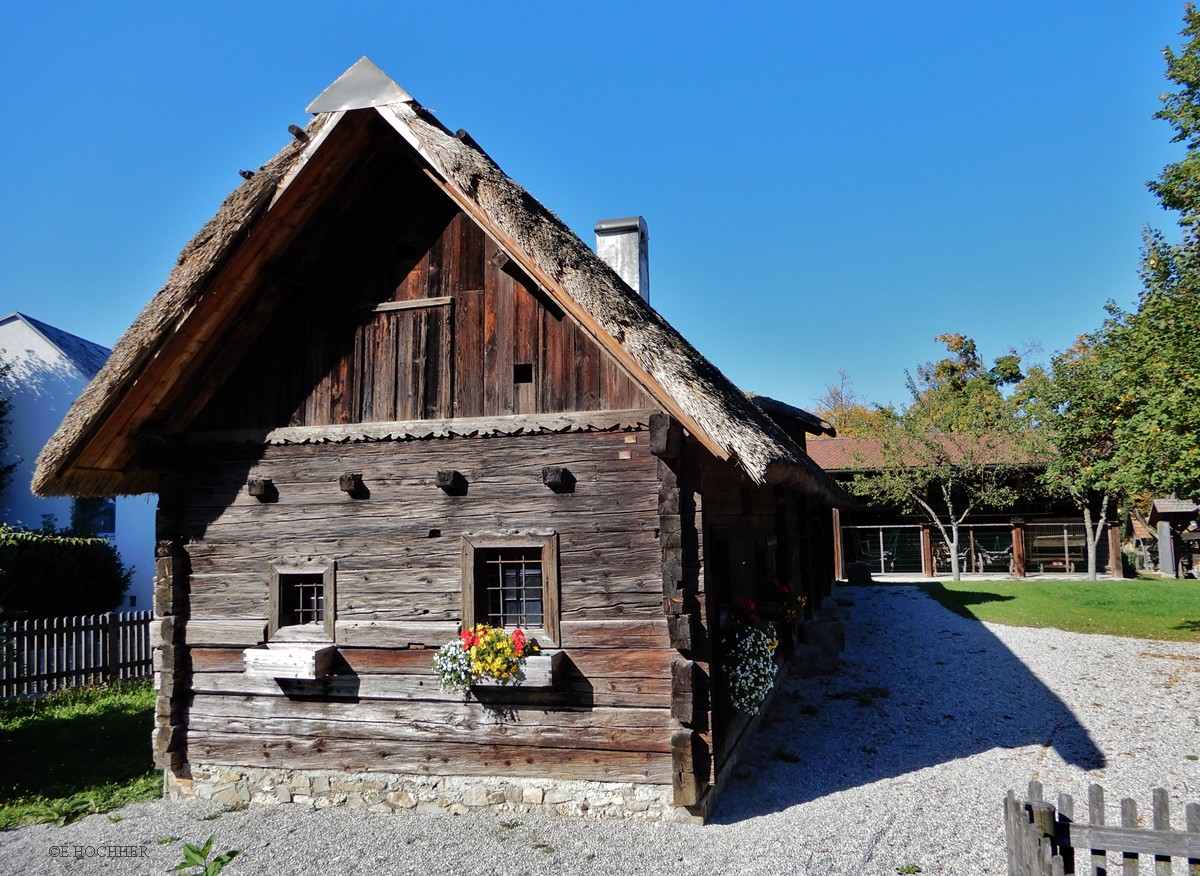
[
  {"x1": 433, "y1": 640, "x2": 474, "y2": 693},
  {"x1": 724, "y1": 625, "x2": 778, "y2": 714}
]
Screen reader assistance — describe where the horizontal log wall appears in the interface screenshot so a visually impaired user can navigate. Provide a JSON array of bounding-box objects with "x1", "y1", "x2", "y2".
[
  {"x1": 168, "y1": 426, "x2": 677, "y2": 784},
  {"x1": 193, "y1": 117, "x2": 652, "y2": 432}
]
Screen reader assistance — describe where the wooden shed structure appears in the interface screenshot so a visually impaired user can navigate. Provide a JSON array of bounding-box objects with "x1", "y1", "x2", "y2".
[{"x1": 34, "y1": 59, "x2": 847, "y2": 821}]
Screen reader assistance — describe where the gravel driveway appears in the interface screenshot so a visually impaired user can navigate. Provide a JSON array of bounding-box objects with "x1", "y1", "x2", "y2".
[{"x1": 3, "y1": 584, "x2": 1198, "y2": 876}]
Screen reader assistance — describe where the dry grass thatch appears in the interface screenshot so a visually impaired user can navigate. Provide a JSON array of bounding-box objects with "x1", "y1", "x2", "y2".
[{"x1": 34, "y1": 95, "x2": 845, "y2": 505}]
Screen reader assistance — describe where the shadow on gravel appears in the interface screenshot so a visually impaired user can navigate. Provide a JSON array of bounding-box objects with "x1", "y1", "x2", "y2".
[{"x1": 709, "y1": 584, "x2": 1105, "y2": 824}]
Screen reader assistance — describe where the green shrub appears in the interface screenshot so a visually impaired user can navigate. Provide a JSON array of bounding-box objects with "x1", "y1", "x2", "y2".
[{"x1": 0, "y1": 524, "x2": 131, "y2": 619}]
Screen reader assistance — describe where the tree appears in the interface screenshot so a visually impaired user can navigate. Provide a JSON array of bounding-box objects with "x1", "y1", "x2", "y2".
[
  {"x1": 811, "y1": 370, "x2": 887, "y2": 437},
  {"x1": 1149, "y1": 3, "x2": 1200, "y2": 225},
  {"x1": 848, "y1": 334, "x2": 1026, "y2": 581},
  {"x1": 1094, "y1": 231, "x2": 1200, "y2": 501},
  {"x1": 1018, "y1": 5, "x2": 1200, "y2": 579},
  {"x1": 1015, "y1": 342, "x2": 1122, "y2": 580},
  {"x1": 1076, "y1": 5, "x2": 1200, "y2": 507}
]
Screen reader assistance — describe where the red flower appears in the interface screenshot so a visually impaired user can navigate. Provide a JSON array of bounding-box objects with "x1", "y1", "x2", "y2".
[
  {"x1": 511, "y1": 628, "x2": 527, "y2": 656},
  {"x1": 459, "y1": 628, "x2": 477, "y2": 649}
]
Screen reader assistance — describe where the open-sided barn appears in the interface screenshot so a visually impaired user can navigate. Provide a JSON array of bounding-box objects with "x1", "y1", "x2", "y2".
[{"x1": 34, "y1": 59, "x2": 847, "y2": 821}]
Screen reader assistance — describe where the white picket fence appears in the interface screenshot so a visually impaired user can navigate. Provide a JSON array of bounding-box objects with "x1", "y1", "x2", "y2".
[{"x1": 0, "y1": 611, "x2": 153, "y2": 698}]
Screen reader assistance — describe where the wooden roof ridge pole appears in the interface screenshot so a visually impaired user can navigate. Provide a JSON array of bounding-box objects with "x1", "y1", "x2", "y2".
[{"x1": 371, "y1": 102, "x2": 727, "y2": 464}]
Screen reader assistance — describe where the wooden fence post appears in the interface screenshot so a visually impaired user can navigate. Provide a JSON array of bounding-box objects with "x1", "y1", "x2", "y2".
[
  {"x1": 1088, "y1": 783, "x2": 1106, "y2": 876},
  {"x1": 1010, "y1": 783, "x2": 1200, "y2": 876},
  {"x1": 104, "y1": 612, "x2": 119, "y2": 683},
  {"x1": 1187, "y1": 802, "x2": 1199, "y2": 876}
]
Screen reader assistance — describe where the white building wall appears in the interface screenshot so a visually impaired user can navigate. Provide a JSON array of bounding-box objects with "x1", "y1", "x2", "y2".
[{"x1": 0, "y1": 315, "x2": 155, "y2": 609}]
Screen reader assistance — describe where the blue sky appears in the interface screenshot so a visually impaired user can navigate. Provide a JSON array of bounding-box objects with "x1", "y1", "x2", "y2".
[{"x1": 0, "y1": 1, "x2": 1189, "y2": 411}]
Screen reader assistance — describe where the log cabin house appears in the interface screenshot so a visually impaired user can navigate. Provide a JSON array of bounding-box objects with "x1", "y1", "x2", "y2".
[{"x1": 33, "y1": 59, "x2": 848, "y2": 821}]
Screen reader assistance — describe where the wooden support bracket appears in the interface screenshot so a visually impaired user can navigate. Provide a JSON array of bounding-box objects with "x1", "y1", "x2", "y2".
[
  {"x1": 247, "y1": 477, "x2": 277, "y2": 503},
  {"x1": 542, "y1": 466, "x2": 576, "y2": 494},
  {"x1": 338, "y1": 471, "x2": 369, "y2": 499},
  {"x1": 436, "y1": 469, "x2": 467, "y2": 495}
]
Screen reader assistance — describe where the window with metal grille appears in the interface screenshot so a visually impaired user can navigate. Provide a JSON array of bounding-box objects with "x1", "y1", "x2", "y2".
[
  {"x1": 481, "y1": 548, "x2": 544, "y2": 629},
  {"x1": 461, "y1": 532, "x2": 559, "y2": 646},
  {"x1": 269, "y1": 558, "x2": 336, "y2": 640},
  {"x1": 278, "y1": 573, "x2": 325, "y2": 627}
]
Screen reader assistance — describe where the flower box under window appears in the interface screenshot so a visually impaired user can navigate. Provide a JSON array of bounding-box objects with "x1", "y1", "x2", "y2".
[
  {"x1": 243, "y1": 642, "x2": 338, "y2": 680},
  {"x1": 471, "y1": 650, "x2": 564, "y2": 689}
]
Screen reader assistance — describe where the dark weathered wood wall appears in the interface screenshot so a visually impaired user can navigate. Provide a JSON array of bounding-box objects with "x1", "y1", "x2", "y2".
[
  {"x1": 696, "y1": 453, "x2": 818, "y2": 779},
  {"x1": 192, "y1": 127, "x2": 652, "y2": 432},
  {"x1": 164, "y1": 427, "x2": 682, "y2": 784}
]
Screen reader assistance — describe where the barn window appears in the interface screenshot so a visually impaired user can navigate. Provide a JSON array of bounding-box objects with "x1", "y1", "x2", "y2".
[
  {"x1": 461, "y1": 532, "x2": 559, "y2": 647},
  {"x1": 269, "y1": 558, "x2": 336, "y2": 641}
]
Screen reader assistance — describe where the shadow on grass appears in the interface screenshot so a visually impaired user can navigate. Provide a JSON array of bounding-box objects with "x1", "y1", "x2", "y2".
[
  {"x1": 0, "y1": 688, "x2": 155, "y2": 801},
  {"x1": 1172, "y1": 619, "x2": 1200, "y2": 633},
  {"x1": 917, "y1": 582, "x2": 1015, "y2": 622},
  {"x1": 711, "y1": 585, "x2": 1105, "y2": 823}
]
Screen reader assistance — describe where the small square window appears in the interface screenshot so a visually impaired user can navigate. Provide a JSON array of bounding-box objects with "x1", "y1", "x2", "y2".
[
  {"x1": 461, "y1": 532, "x2": 558, "y2": 646},
  {"x1": 279, "y1": 573, "x2": 325, "y2": 627},
  {"x1": 269, "y1": 558, "x2": 336, "y2": 641},
  {"x1": 482, "y1": 548, "x2": 544, "y2": 629},
  {"x1": 513, "y1": 363, "x2": 534, "y2": 384}
]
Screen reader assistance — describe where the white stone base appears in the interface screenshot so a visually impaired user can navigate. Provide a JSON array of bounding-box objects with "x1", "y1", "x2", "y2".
[{"x1": 166, "y1": 765, "x2": 701, "y2": 823}]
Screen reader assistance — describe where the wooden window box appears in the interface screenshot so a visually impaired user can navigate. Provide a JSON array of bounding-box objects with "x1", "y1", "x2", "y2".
[
  {"x1": 471, "y1": 650, "x2": 563, "y2": 689},
  {"x1": 243, "y1": 643, "x2": 338, "y2": 680}
]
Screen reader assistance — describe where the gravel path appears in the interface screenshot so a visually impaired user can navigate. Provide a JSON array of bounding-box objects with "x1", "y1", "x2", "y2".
[{"x1": 3, "y1": 584, "x2": 1198, "y2": 875}]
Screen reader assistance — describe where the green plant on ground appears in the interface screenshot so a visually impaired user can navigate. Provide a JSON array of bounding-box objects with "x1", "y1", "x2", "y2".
[
  {"x1": 0, "y1": 681, "x2": 160, "y2": 829},
  {"x1": 913, "y1": 579, "x2": 1200, "y2": 642},
  {"x1": 897, "y1": 865, "x2": 923, "y2": 875},
  {"x1": 170, "y1": 835, "x2": 241, "y2": 876}
]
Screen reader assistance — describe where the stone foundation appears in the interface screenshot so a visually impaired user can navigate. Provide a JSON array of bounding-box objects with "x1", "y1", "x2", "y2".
[{"x1": 166, "y1": 765, "x2": 700, "y2": 823}]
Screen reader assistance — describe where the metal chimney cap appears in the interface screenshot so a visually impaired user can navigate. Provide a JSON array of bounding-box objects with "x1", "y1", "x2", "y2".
[
  {"x1": 306, "y1": 57, "x2": 413, "y2": 114},
  {"x1": 594, "y1": 216, "x2": 647, "y2": 236}
]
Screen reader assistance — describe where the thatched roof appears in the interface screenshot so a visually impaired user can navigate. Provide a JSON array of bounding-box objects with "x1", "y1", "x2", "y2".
[{"x1": 33, "y1": 66, "x2": 847, "y2": 507}]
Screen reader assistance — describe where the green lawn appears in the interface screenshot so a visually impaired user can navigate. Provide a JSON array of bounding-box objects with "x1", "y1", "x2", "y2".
[
  {"x1": 911, "y1": 577, "x2": 1200, "y2": 642},
  {"x1": 0, "y1": 681, "x2": 161, "y2": 829}
]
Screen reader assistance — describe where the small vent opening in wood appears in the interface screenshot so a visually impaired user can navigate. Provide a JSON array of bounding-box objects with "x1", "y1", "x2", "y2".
[{"x1": 513, "y1": 363, "x2": 534, "y2": 384}]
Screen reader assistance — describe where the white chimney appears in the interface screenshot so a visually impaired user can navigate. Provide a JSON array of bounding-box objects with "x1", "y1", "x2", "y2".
[{"x1": 595, "y1": 216, "x2": 649, "y2": 302}]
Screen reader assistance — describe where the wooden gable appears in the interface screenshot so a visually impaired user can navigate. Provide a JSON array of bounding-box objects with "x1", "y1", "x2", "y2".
[{"x1": 191, "y1": 112, "x2": 652, "y2": 433}]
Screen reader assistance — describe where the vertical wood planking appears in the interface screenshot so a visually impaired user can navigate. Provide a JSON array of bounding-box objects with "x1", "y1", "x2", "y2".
[
  {"x1": 1058, "y1": 792, "x2": 1076, "y2": 876},
  {"x1": 1152, "y1": 789, "x2": 1171, "y2": 876},
  {"x1": 513, "y1": 278, "x2": 537, "y2": 414},
  {"x1": 453, "y1": 214, "x2": 484, "y2": 417},
  {"x1": 186, "y1": 128, "x2": 664, "y2": 434},
  {"x1": 1121, "y1": 797, "x2": 1140, "y2": 876},
  {"x1": 560, "y1": 319, "x2": 577, "y2": 411},
  {"x1": 576, "y1": 321, "x2": 601, "y2": 412},
  {"x1": 1089, "y1": 783, "x2": 1107, "y2": 876},
  {"x1": 482, "y1": 241, "x2": 500, "y2": 416},
  {"x1": 540, "y1": 297, "x2": 564, "y2": 412},
  {"x1": 493, "y1": 268, "x2": 515, "y2": 416},
  {"x1": 1186, "y1": 802, "x2": 1199, "y2": 876}
]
